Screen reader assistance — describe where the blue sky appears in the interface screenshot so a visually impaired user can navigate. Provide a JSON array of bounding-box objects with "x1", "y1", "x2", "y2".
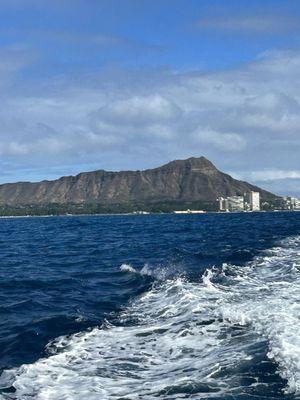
[{"x1": 0, "y1": 0, "x2": 300, "y2": 196}]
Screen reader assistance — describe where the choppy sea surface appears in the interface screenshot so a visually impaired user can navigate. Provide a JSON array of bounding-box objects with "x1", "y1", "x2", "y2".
[{"x1": 0, "y1": 212, "x2": 300, "y2": 399}]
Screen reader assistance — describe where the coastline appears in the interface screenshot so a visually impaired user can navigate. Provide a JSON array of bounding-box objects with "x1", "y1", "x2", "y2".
[{"x1": 0, "y1": 210, "x2": 297, "y2": 219}]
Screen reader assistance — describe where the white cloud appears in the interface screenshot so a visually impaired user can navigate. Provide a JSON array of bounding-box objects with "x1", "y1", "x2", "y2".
[
  {"x1": 94, "y1": 95, "x2": 181, "y2": 126},
  {"x1": 193, "y1": 128, "x2": 246, "y2": 151},
  {"x1": 249, "y1": 170, "x2": 300, "y2": 181}
]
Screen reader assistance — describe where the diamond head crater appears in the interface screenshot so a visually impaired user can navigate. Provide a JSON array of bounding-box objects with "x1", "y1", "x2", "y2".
[{"x1": 0, "y1": 157, "x2": 279, "y2": 216}]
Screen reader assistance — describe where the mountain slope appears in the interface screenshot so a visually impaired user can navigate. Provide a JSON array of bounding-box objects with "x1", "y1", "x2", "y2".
[{"x1": 0, "y1": 157, "x2": 277, "y2": 206}]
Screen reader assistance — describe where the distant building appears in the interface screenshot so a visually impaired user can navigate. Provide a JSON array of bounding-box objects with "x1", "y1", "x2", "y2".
[
  {"x1": 218, "y1": 197, "x2": 228, "y2": 211},
  {"x1": 244, "y1": 191, "x2": 260, "y2": 211},
  {"x1": 281, "y1": 196, "x2": 300, "y2": 210},
  {"x1": 227, "y1": 196, "x2": 244, "y2": 212},
  {"x1": 218, "y1": 196, "x2": 244, "y2": 212},
  {"x1": 218, "y1": 191, "x2": 260, "y2": 212}
]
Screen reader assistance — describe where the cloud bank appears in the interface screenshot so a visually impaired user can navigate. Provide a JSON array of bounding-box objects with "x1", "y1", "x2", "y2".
[{"x1": 0, "y1": 46, "x2": 300, "y2": 195}]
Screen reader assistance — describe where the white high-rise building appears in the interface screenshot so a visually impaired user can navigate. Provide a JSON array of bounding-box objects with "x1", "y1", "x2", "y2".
[
  {"x1": 248, "y1": 191, "x2": 260, "y2": 211},
  {"x1": 218, "y1": 192, "x2": 261, "y2": 212},
  {"x1": 218, "y1": 197, "x2": 228, "y2": 211},
  {"x1": 227, "y1": 196, "x2": 244, "y2": 212}
]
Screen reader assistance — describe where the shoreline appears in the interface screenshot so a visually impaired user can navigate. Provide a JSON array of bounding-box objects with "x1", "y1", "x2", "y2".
[{"x1": 0, "y1": 210, "x2": 298, "y2": 219}]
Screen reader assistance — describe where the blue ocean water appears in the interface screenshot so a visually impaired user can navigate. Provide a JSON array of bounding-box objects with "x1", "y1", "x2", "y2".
[{"x1": 0, "y1": 212, "x2": 300, "y2": 399}]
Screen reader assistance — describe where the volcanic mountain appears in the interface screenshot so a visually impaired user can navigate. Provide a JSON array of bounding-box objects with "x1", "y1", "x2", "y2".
[{"x1": 0, "y1": 157, "x2": 276, "y2": 208}]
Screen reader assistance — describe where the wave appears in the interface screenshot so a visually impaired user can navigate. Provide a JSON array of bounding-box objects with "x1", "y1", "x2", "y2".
[
  {"x1": 120, "y1": 263, "x2": 138, "y2": 274},
  {"x1": 1, "y1": 236, "x2": 300, "y2": 399},
  {"x1": 120, "y1": 262, "x2": 184, "y2": 280}
]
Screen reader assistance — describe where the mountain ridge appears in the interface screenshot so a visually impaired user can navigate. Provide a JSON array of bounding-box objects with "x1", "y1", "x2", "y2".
[{"x1": 0, "y1": 156, "x2": 278, "y2": 207}]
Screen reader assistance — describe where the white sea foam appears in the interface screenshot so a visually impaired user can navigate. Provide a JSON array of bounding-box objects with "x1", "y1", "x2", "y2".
[
  {"x1": 120, "y1": 263, "x2": 137, "y2": 273},
  {"x1": 216, "y1": 236, "x2": 300, "y2": 395},
  {"x1": 120, "y1": 262, "x2": 179, "y2": 280},
  {"x1": 119, "y1": 262, "x2": 153, "y2": 276},
  {"x1": 1, "y1": 236, "x2": 300, "y2": 399}
]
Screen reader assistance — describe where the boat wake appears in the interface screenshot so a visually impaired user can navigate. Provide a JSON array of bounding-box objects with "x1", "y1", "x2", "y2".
[{"x1": 0, "y1": 236, "x2": 300, "y2": 399}]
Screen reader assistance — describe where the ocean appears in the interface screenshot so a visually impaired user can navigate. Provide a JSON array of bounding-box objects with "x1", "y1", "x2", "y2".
[{"x1": 0, "y1": 212, "x2": 300, "y2": 399}]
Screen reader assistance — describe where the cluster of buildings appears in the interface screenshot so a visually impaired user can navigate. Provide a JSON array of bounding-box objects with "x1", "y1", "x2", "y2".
[
  {"x1": 133, "y1": 193, "x2": 300, "y2": 215},
  {"x1": 218, "y1": 191, "x2": 260, "y2": 212},
  {"x1": 280, "y1": 196, "x2": 300, "y2": 210}
]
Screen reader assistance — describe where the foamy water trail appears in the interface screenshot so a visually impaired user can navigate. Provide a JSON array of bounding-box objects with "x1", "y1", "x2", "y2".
[
  {"x1": 218, "y1": 235, "x2": 300, "y2": 395},
  {"x1": 0, "y1": 236, "x2": 300, "y2": 399}
]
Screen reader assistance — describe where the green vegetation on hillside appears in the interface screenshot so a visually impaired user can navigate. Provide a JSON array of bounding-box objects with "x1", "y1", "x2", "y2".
[{"x1": 0, "y1": 201, "x2": 218, "y2": 216}]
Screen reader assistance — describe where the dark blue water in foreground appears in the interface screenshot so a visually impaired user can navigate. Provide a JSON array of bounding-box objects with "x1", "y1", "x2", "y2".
[{"x1": 0, "y1": 212, "x2": 300, "y2": 399}]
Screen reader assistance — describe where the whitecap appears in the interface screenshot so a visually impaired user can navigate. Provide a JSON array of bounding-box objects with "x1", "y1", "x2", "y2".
[{"x1": 119, "y1": 263, "x2": 137, "y2": 273}]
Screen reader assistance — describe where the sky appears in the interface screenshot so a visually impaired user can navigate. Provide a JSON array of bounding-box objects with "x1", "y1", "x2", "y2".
[{"x1": 0, "y1": 0, "x2": 300, "y2": 196}]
